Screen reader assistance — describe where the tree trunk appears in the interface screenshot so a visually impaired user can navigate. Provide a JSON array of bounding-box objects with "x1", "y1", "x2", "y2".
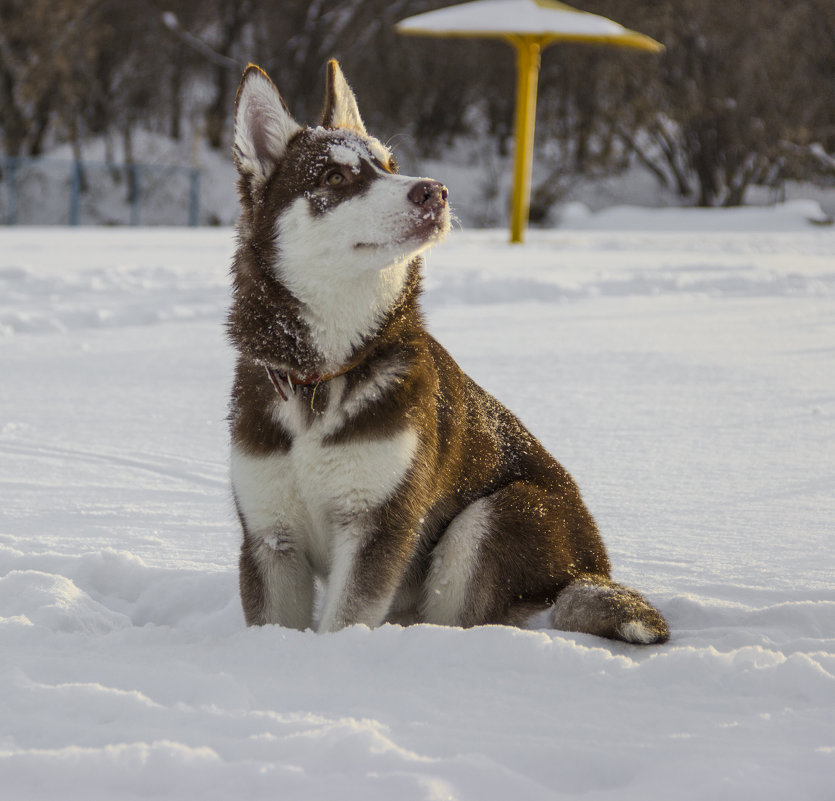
[{"x1": 0, "y1": 65, "x2": 26, "y2": 157}]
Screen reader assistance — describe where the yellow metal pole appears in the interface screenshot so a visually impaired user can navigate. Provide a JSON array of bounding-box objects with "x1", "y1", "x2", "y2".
[{"x1": 509, "y1": 35, "x2": 542, "y2": 243}]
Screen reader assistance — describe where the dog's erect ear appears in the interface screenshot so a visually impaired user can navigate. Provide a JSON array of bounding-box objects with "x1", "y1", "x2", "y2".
[
  {"x1": 233, "y1": 64, "x2": 301, "y2": 183},
  {"x1": 321, "y1": 59, "x2": 367, "y2": 135}
]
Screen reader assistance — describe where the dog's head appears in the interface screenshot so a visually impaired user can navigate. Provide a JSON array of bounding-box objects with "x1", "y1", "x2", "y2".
[{"x1": 233, "y1": 61, "x2": 450, "y2": 274}]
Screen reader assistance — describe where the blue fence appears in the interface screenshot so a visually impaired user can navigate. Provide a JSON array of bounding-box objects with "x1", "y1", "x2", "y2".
[{"x1": 0, "y1": 156, "x2": 201, "y2": 226}]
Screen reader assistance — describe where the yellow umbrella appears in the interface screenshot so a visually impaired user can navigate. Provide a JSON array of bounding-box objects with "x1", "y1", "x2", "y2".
[{"x1": 397, "y1": 0, "x2": 664, "y2": 242}]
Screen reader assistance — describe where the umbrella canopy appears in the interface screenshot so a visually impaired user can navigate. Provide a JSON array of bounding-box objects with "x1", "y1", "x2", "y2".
[{"x1": 397, "y1": 0, "x2": 664, "y2": 242}]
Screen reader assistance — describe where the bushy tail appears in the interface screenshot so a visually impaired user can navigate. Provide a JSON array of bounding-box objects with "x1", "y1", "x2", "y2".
[{"x1": 550, "y1": 576, "x2": 669, "y2": 644}]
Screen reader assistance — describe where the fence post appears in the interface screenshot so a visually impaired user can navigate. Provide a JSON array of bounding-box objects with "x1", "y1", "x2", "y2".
[
  {"x1": 6, "y1": 157, "x2": 19, "y2": 225},
  {"x1": 129, "y1": 163, "x2": 140, "y2": 226},
  {"x1": 188, "y1": 168, "x2": 200, "y2": 226},
  {"x1": 69, "y1": 160, "x2": 82, "y2": 225}
]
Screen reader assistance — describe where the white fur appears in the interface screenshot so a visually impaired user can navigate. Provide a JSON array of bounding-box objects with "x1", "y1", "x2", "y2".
[
  {"x1": 422, "y1": 498, "x2": 492, "y2": 625},
  {"x1": 619, "y1": 620, "x2": 656, "y2": 644},
  {"x1": 232, "y1": 419, "x2": 419, "y2": 609},
  {"x1": 234, "y1": 69, "x2": 300, "y2": 184},
  {"x1": 233, "y1": 420, "x2": 418, "y2": 631},
  {"x1": 276, "y1": 172, "x2": 446, "y2": 366}
]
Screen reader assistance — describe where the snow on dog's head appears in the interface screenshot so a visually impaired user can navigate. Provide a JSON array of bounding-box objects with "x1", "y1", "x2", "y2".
[{"x1": 233, "y1": 61, "x2": 450, "y2": 274}]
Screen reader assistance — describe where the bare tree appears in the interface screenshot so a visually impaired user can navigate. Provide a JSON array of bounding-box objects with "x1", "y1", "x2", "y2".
[
  {"x1": 1, "y1": 0, "x2": 832, "y2": 214},
  {"x1": 592, "y1": 0, "x2": 835, "y2": 205}
]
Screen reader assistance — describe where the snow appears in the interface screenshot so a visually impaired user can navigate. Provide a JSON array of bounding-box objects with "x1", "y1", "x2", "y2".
[
  {"x1": 329, "y1": 142, "x2": 363, "y2": 172},
  {"x1": 558, "y1": 198, "x2": 834, "y2": 230},
  {"x1": 2, "y1": 131, "x2": 239, "y2": 227},
  {"x1": 397, "y1": 0, "x2": 627, "y2": 38},
  {"x1": 1, "y1": 208, "x2": 834, "y2": 799}
]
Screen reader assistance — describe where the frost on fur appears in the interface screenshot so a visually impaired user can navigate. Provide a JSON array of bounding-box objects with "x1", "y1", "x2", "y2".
[{"x1": 233, "y1": 65, "x2": 301, "y2": 184}]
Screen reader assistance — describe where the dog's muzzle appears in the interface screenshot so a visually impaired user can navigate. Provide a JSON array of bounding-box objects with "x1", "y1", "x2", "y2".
[{"x1": 407, "y1": 179, "x2": 450, "y2": 240}]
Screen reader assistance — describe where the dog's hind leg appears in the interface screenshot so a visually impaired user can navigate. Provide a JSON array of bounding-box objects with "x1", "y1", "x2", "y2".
[
  {"x1": 420, "y1": 497, "x2": 496, "y2": 627},
  {"x1": 421, "y1": 482, "x2": 668, "y2": 644},
  {"x1": 422, "y1": 481, "x2": 605, "y2": 629}
]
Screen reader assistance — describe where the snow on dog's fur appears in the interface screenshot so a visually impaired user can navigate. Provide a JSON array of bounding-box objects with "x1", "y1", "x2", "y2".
[{"x1": 228, "y1": 61, "x2": 669, "y2": 642}]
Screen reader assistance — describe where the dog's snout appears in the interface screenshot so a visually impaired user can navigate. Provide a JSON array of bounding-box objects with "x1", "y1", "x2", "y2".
[{"x1": 408, "y1": 180, "x2": 448, "y2": 207}]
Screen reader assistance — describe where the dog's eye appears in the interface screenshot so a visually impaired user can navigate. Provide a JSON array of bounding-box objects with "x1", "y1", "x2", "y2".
[{"x1": 325, "y1": 170, "x2": 346, "y2": 187}]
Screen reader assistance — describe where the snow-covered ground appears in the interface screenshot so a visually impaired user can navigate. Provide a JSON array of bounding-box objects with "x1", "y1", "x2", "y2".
[{"x1": 1, "y1": 207, "x2": 833, "y2": 800}]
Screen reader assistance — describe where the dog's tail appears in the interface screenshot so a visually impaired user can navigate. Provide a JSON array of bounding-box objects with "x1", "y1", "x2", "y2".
[{"x1": 550, "y1": 576, "x2": 669, "y2": 644}]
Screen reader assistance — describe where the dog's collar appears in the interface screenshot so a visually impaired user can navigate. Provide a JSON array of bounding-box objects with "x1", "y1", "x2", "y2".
[{"x1": 265, "y1": 362, "x2": 358, "y2": 403}]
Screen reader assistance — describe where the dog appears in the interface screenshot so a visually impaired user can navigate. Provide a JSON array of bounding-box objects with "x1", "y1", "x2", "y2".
[{"x1": 228, "y1": 60, "x2": 669, "y2": 643}]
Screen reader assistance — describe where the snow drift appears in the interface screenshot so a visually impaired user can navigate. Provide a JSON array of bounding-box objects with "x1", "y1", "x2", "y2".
[{"x1": 1, "y1": 210, "x2": 833, "y2": 799}]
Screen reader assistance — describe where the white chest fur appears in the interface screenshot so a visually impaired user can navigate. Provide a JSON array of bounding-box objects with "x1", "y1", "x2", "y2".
[{"x1": 231, "y1": 400, "x2": 418, "y2": 573}]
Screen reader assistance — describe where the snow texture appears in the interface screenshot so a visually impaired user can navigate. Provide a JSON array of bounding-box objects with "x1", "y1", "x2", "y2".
[
  {"x1": 1, "y1": 209, "x2": 834, "y2": 800},
  {"x1": 398, "y1": 0, "x2": 627, "y2": 37}
]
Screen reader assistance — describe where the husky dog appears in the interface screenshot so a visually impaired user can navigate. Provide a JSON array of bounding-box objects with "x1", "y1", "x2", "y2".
[{"x1": 228, "y1": 61, "x2": 669, "y2": 643}]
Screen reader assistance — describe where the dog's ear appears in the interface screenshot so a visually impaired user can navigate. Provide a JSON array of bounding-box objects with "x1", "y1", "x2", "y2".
[
  {"x1": 233, "y1": 64, "x2": 301, "y2": 184},
  {"x1": 321, "y1": 59, "x2": 367, "y2": 135}
]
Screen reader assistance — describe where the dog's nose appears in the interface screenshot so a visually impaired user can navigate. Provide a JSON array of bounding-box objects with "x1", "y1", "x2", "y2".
[{"x1": 408, "y1": 180, "x2": 448, "y2": 207}]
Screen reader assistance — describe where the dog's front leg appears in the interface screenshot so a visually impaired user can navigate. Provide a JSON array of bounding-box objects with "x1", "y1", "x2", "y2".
[
  {"x1": 318, "y1": 522, "x2": 413, "y2": 633},
  {"x1": 239, "y1": 532, "x2": 314, "y2": 629}
]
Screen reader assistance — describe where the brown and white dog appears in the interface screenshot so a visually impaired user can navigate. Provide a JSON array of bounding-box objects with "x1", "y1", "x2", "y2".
[{"x1": 228, "y1": 61, "x2": 669, "y2": 643}]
